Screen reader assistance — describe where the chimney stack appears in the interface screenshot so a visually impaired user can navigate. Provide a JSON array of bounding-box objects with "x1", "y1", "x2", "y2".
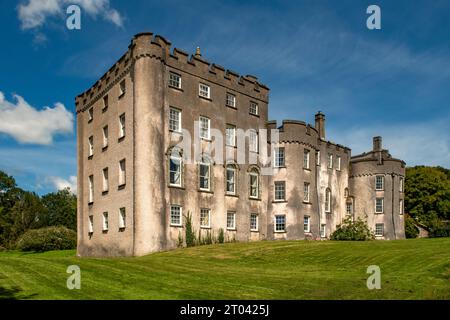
[
  {"x1": 315, "y1": 111, "x2": 325, "y2": 140},
  {"x1": 373, "y1": 136, "x2": 382, "y2": 151}
]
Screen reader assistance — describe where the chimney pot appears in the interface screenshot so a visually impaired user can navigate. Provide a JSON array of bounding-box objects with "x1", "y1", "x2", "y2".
[
  {"x1": 373, "y1": 136, "x2": 382, "y2": 151},
  {"x1": 315, "y1": 111, "x2": 326, "y2": 140}
]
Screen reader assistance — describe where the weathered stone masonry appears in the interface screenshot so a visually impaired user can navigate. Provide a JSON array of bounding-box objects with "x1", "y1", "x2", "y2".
[{"x1": 76, "y1": 32, "x2": 405, "y2": 257}]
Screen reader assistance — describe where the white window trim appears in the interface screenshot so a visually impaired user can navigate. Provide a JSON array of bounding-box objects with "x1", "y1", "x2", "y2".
[
  {"x1": 226, "y1": 124, "x2": 236, "y2": 147},
  {"x1": 88, "y1": 175, "x2": 94, "y2": 203},
  {"x1": 249, "y1": 130, "x2": 259, "y2": 153},
  {"x1": 169, "y1": 107, "x2": 182, "y2": 133},
  {"x1": 102, "y1": 126, "x2": 108, "y2": 148},
  {"x1": 169, "y1": 156, "x2": 182, "y2": 187},
  {"x1": 199, "y1": 116, "x2": 211, "y2": 140},
  {"x1": 316, "y1": 150, "x2": 321, "y2": 166},
  {"x1": 226, "y1": 93, "x2": 236, "y2": 108},
  {"x1": 303, "y1": 183, "x2": 310, "y2": 203},
  {"x1": 199, "y1": 162, "x2": 211, "y2": 191},
  {"x1": 119, "y1": 207, "x2": 126, "y2": 229},
  {"x1": 119, "y1": 114, "x2": 126, "y2": 138},
  {"x1": 325, "y1": 189, "x2": 331, "y2": 213},
  {"x1": 304, "y1": 216, "x2": 311, "y2": 233},
  {"x1": 250, "y1": 102, "x2": 259, "y2": 115},
  {"x1": 375, "y1": 223, "x2": 384, "y2": 237},
  {"x1": 303, "y1": 150, "x2": 310, "y2": 169},
  {"x1": 119, "y1": 159, "x2": 126, "y2": 186},
  {"x1": 226, "y1": 166, "x2": 236, "y2": 195},
  {"x1": 119, "y1": 80, "x2": 126, "y2": 96},
  {"x1": 88, "y1": 215, "x2": 94, "y2": 234},
  {"x1": 88, "y1": 136, "x2": 94, "y2": 157},
  {"x1": 327, "y1": 154, "x2": 333, "y2": 169},
  {"x1": 375, "y1": 176, "x2": 384, "y2": 191},
  {"x1": 102, "y1": 212, "x2": 109, "y2": 231},
  {"x1": 102, "y1": 168, "x2": 109, "y2": 192},
  {"x1": 274, "y1": 215, "x2": 286, "y2": 233},
  {"x1": 227, "y1": 212, "x2": 236, "y2": 230},
  {"x1": 170, "y1": 205, "x2": 183, "y2": 227},
  {"x1": 375, "y1": 198, "x2": 384, "y2": 214},
  {"x1": 250, "y1": 213, "x2": 259, "y2": 232},
  {"x1": 274, "y1": 147, "x2": 285, "y2": 168},
  {"x1": 169, "y1": 72, "x2": 182, "y2": 89},
  {"x1": 320, "y1": 224, "x2": 326, "y2": 238},
  {"x1": 199, "y1": 83, "x2": 210, "y2": 99},
  {"x1": 274, "y1": 181, "x2": 286, "y2": 201},
  {"x1": 200, "y1": 208, "x2": 211, "y2": 228},
  {"x1": 336, "y1": 156, "x2": 341, "y2": 171},
  {"x1": 249, "y1": 172, "x2": 259, "y2": 199}
]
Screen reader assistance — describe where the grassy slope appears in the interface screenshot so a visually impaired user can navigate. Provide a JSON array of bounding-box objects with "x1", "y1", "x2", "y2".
[{"x1": 0, "y1": 238, "x2": 449, "y2": 300}]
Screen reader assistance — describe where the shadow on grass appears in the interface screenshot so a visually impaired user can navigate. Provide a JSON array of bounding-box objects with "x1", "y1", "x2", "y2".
[{"x1": 0, "y1": 286, "x2": 38, "y2": 300}]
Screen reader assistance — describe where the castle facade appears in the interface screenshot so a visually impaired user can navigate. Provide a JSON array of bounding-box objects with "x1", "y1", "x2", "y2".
[{"x1": 76, "y1": 32, "x2": 405, "y2": 257}]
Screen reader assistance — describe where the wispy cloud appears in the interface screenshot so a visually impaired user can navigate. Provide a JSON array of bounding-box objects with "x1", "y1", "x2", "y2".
[{"x1": 0, "y1": 91, "x2": 73, "y2": 145}]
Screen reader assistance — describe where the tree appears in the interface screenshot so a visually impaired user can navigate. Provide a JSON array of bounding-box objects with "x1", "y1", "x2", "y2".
[
  {"x1": 41, "y1": 188, "x2": 77, "y2": 230},
  {"x1": 331, "y1": 217, "x2": 374, "y2": 241},
  {"x1": 405, "y1": 166, "x2": 450, "y2": 225}
]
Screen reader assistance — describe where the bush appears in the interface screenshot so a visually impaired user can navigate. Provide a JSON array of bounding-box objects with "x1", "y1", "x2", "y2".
[
  {"x1": 184, "y1": 212, "x2": 196, "y2": 247},
  {"x1": 218, "y1": 228, "x2": 224, "y2": 244},
  {"x1": 331, "y1": 217, "x2": 374, "y2": 241},
  {"x1": 405, "y1": 214, "x2": 419, "y2": 238},
  {"x1": 16, "y1": 226, "x2": 76, "y2": 252},
  {"x1": 428, "y1": 219, "x2": 450, "y2": 238}
]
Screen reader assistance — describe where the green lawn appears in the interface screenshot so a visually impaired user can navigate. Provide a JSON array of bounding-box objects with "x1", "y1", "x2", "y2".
[{"x1": 0, "y1": 238, "x2": 449, "y2": 300}]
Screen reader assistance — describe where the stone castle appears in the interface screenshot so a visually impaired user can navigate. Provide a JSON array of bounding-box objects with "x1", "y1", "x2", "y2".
[{"x1": 76, "y1": 32, "x2": 406, "y2": 257}]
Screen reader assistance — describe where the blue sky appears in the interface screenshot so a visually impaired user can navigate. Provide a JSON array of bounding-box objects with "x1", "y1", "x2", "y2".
[{"x1": 0, "y1": 0, "x2": 449, "y2": 195}]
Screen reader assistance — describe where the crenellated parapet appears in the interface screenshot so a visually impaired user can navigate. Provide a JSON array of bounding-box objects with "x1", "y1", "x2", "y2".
[
  {"x1": 76, "y1": 32, "x2": 269, "y2": 113},
  {"x1": 267, "y1": 119, "x2": 351, "y2": 153}
]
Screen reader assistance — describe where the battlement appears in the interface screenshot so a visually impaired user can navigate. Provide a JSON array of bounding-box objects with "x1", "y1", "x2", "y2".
[{"x1": 76, "y1": 32, "x2": 269, "y2": 112}]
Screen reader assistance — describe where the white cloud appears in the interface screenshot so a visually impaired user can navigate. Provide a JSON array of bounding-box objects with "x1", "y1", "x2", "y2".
[
  {"x1": 0, "y1": 91, "x2": 73, "y2": 145},
  {"x1": 47, "y1": 175, "x2": 77, "y2": 194},
  {"x1": 18, "y1": 0, "x2": 123, "y2": 30}
]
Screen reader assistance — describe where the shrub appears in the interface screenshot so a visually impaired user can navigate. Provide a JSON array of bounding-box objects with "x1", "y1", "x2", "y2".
[
  {"x1": 184, "y1": 212, "x2": 195, "y2": 247},
  {"x1": 16, "y1": 226, "x2": 76, "y2": 252},
  {"x1": 428, "y1": 219, "x2": 450, "y2": 238},
  {"x1": 218, "y1": 228, "x2": 224, "y2": 244},
  {"x1": 404, "y1": 214, "x2": 419, "y2": 238},
  {"x1": 331, "y1": 217, "x2": 374, "y2": 241},
  {"x1": 177, "y1": 231, "x2": 184, "y2": 248}
]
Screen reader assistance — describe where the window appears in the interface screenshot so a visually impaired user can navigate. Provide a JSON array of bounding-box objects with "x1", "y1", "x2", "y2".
[
  {"x1": 170, "y1": 205, "x2": 182, "y2": 226},
  {"x1": 316, "y1": 150, "x2": 321, "y2": 166},
  {"x1": 250, "y1": 213, "x2": 258, "y2": 231},
  {"x1": 88, "y1": 136, "x2": 94, "y2": 157},
  {"x1": 375, "y1": 223, "x2": 384, "y2": 237},
  {"x1": 119, "y1": 207, "x2": 126, "y2": 229},
  {"x1": 303, "y1": 149, "x2": 310, "y2": 169},
  {"x1": 399, "y1": 178, "x2": 404, "y2": 192},
  {"x1": 226, "y1": 93, "x2": 236, "y2": 108},
  {"x1": 399, "y1": 199, "x2": 404, "y2": 215},
  {"x1": 304, "y1": 216, "x2": 310, "y2": 233},
  {"x1": 88, "y1": 215, "x2": 94, "y2": 234},
  {"x1": 249, "y1": 102, "x2": 258, "y2": 115},
  {"x1": 119, "y1": 80, "x2": 126, "y2": 96},
  {"x1": 102, "y1": 126, "x2": 108, "y2": 148},
  {"x1": 336, "y1": 156, "x2": 341, "y2": 171},
  {"x1": 169, "y1": 107, "x2": 181, "y2": 132},
  {"x1": 169, "y1": 155, "x2": 182, "y2": 187},
  {"x1": 102, "y1": 212, "x2": 109, "y2": 231},
  {"x1": 325, "y1": 188, "x2": 331, "y2": 213},
  {"x1": 226, "y1": 165, "x2": 236, "y2": 194},
  {"x1": 199, "y1": 83, "x2": 210, "y2": 99},
  {"x1": 102, "y1": 168, "x2": 109, "y2": 192},
  {"x1": 199, "y1": 162, "x2": 211, "y2": 191},
  {"x1": 226, "y1": 124, "x2": 236, "y2": 146},
  {"x1": 119, "y1": 159, "x2": 126, "y2": 186},
  {"x1": 88, "y1": 108, "x2": 93, "y2": 122},
  {"x1": 375, "y1": 176, "x2": 384, "y2": 190},
  {"x1": 320, "y1": 224, "x2": 326, "y2": 238},
  {"x1": 103, "y1": 95, "x2": 108, "y2": 112},
  {"x1": 275, "y1": 215, "x2": 286, "y2": 232},
  {"x1": 199, "y1": 116, "x2": 210, "y2": 140},
  {"x1": 88, "y1": 175, "x2": 94, "y2": 203},
  {"x1": 274, "y1": 181, "x2": 286, "y2": 201},
  {"x1": 327, "y1": 154, "x2": 333, "y2": 169},
  {"x1": 375, "y1": 198, "x2": 384, "y2": 213},
  {"x1": 249, "y1": 169, "x2": 259, "y2": 198},
  {"x1": 249, "y1": 130, "x2": 258, "y2": 153},
  {"x1": 346, "y1": 202, "x2": 353, "y2": 215},
  {"x1": 227, "y1": 212, "x2": 236, "y2": 230},
  {"x1": 303, "y1": 183, "x2": 310, "y2": 202},
  {"x1": 200, "y1": 208, "x2": 210, "y2": 228},
  {"x1": 169, "y1": 72, "x2": 181, "y2": 89},
  {"x1": 274, "y1": 147, "x2": 285, "y2": 167},
  {"x1": 119, "y1": 113, "x2": 125, "y2": 138}
]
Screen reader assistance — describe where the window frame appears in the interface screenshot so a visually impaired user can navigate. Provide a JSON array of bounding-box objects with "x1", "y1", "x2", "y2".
[
  {"x1": 274, "y1": 147, "x2": 285, "y2": 168},
  {"x1": 119, "y1": 80, "x2": 126, "y2": 97},
  {"x1": 274, "y1": 215, "x2": 286, "y2": 233},
  {"x1": 119, "y1": 159, "x2": 126, "y2": 187},
  {"x1": 320, "y1": 224, "x2": 326, "y2": 238},
  {"x1": 303, "y1": 182, "x2": 310, "y2": 203},
  {"x1": 169, "y1": 72, "x2": 182, "y2": 89},
  {"x1": 199, "y1": 161, "x2": 211, "y2": 191},
  {"x1": 226, "y1": 93, "x2": 236, "y2": 108},
  {"x1": 336, "y1": 156, "x2": 341, "y2": 171},
  {"x1": 375, "y1": 223, "x2": 384, "y2": 237},
  {"x1": 88, "y1": 136, "x2": 94, "y2": 157},
  {"x1": 199, "y1": 83, "x2": 210, "y2": 99},
  {"x1": 274, "y1": 181, "x2": 286, "y2": 201},
  {"x1": 88, "y1": 175, "x2": 94, "y2": 203},
  {"x1": 226, "y1": 211, "x2": 236, "y2": 230},
  {"x1": 249, "y1": 170, "x2": 260, "y2": 199},
  {"x1": 169, "y1": 155, "x2": 182, "y2": 187},
  {"x1": 102, "y1": 167, "x2": 109, "y2": 193},
  {"x1": 249, "y1": 102, "x2": 259, "y2": 116},
  {"x1": 226, "y1": 124, "x2": 236, "y2": 147},
  {"x1": 304, "y1": 215, "x2": 311, "y2": 233},
  {"x1": 199, "y1": 116, "x2": 211, "y2": 140},
  {"x1": 303, "y1": 149, "x2": 310, "y2": 169},
  {"x1": 102, "y1": 125, "x2": 108, "y2": 148},
  {"x1": 250, "y1": 213, "x2": 259, "y2": 232},
  {"x1": 375, "y1": 176, "x2": 384, "y2": 191},
  {"x1": 226, "y1": 165, "x2": 236, "y2": 195},
  {"x1": 88, "y1": 215, "x2": 94, "y2": 234},
  {"x1": 119, "y1": 113, "x2": 126, "y2": 139},
  {"x1": 325, "y1": 188, "x2": 332, "y2": 213},
  {"x1": 327, "y1": 153, "x2": 333, "y2": 169},
  {"x1": 102, "y1": 212, "x2": 109, "y2": 231},
  {"x1": 375, "y1": 197, "x2": 384, "y2": 214},
  {"x1": 169, "y1": 107, "x2": 182, "y2": 133},
  {"x1": 200, "y1": 208, "x2": 211, "y2": 228},
  {"x1": 119, "y1": 207, "x2": 126, "y2": 229},
  {"x1": 170, "y1": 205, "x2": 182, "y2": 227},
  {"x1": 249, "y1": 129, "x2": 258, "y2": 153}
]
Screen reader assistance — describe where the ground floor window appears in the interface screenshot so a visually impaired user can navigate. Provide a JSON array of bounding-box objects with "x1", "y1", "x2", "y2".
[
  {"x1": 227, "y1": 212, "x2": 236, "y2": 230},
  {"x1": 170, "y1": 205, "x2": 182, "y2": 226},
  {"x1": 200, "y1": 208, "x2": 211, "y2": 228},
  {"x1": 275, "y1": 215, "x2": 286, "y2": 232},
  {"x1": 303, "y1": 216, "x2": 310, "y2": 233},
  {"x1": 250, "y1": 213, "x2": 258, "y2": 231},
  {"x1": 375, "y1": 223, "x2": 384, "y2": 237}
]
